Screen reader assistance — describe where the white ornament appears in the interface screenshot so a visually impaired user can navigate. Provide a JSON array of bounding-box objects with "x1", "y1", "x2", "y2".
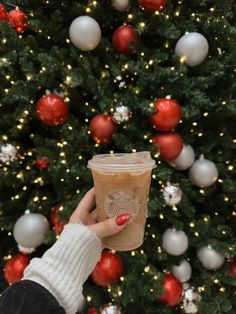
[
  {"x1": 163, "y1": 182, "x2": 182, "y2": 206},
  {"x1": 183, "y1": 285, "x2": 201, "y2": 313},
  {"x1": 168, "y1": 144, "x2": 195, "y2": 170},
  {"x1": 112, "y1": 0, "x2": 129, "y2": 11},
  {"x1": 172, "y1": 259, "x2": 192, "y2": 283},
  {"x1": 162, "y1": 228, "x2": 189, "y2": 256},
  {"x1": 69, "y1": 16, "x2": 101, "y2": 51},
  {"x1": 100, "y1": 304, "x2": 122, "y2": 314},
  {"x1": 189, "y1": 155, "x2": 219, "y2": 187},
  {"x1": 0, "y1": 144, "x2": 17, "y2": 162},
  {"x1": 113, "y1": 105, "x2": 131, "y2": 123},
  {"x1": 175, "y1": 32, "x2": 209, "y2": 66},
  {"x1": 197, "y1": 246, "x2": 225, "y2": 270},
  {"x1": 13, "y1": 213, "x2": 50, "y2": 249}
]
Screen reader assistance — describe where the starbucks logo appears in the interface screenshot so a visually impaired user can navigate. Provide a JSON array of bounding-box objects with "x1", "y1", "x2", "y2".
[{"x1": 104, "y1": 190, "x2": 141, "y2": 223}]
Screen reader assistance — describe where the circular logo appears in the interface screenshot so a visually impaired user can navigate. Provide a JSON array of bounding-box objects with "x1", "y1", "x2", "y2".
[{"x1": 104, "y1": 190, "x2": 141, "y2": 223}]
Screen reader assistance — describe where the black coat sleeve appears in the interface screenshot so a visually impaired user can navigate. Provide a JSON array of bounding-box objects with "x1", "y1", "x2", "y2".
[{"x1": 0, "y1": 280, "x2": 66, "y2": 314}]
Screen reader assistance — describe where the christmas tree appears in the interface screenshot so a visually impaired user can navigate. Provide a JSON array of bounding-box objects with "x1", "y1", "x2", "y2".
[{"x1": 1, "y1": 0, "x2": 236, "y2": 313}]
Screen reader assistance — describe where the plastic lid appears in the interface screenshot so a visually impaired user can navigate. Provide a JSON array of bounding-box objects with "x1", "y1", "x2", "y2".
[{"x1": 88, "y1": 151, "x2": 156, "y2": 172}]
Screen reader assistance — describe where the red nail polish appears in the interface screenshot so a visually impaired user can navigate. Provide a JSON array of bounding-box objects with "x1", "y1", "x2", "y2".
[{"x1": 116, "y1": 213, "x2": 131, "y2": 226}]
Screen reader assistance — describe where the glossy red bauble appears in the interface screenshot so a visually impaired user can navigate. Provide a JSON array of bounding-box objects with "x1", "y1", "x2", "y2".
[
  {"x1": 229, "y1": 260, "x2": 236, "y2": 276},
  {"x1": 150, "y1": 98, "x2": 181, "y2": 131},
  {"x1": 35, "y1": 157, "x2": 49, "y2": 169},
  {"x1": 91, "y1": 251, "x2": 123, "y2": 287},
  {"x1": 36, "y1": 94, "x2": 69, "y2": 126},
  {"x1": 0, "y1": 3, "x2": 7, "y2": 20},
  {"x1": 138, "y1": 0, "x2": 168, "y2": 12},
  {"x1": 89, "y1": 114, "x2": 118, "y2": 144},
  {"x1": 112, "y1": 25, "x2": 140, "y2": 55},
  {"x1": 4, "y1": 253, "x2": 31, "y2": 284},
  {"x1": 87, "y1": 308, "x2": 99, "y2": 314},
  {"x1": 53, "y1": 221, "x2": 66, "y2": 235},
  {"x1": 8, "y1": 8, "x2": 28, "y2": 33},
  {"x1": 157, "y1": 274, "x2": 183, "y2": 306},
  {"x1": 152, "y1": 132, "x2": 183, "y2": 160}
]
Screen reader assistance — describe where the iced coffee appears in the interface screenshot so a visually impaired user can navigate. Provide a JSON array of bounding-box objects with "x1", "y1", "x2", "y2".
[{"x1": 88, "y1": 152, "x2": 156, "y2": 251}]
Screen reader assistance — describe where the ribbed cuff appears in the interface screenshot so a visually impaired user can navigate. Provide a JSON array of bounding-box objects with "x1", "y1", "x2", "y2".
[{"x1": 23, "y1": 224, "x2": 102, "y2": 314}]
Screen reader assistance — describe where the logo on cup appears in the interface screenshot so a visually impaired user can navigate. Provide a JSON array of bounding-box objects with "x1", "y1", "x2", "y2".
[{"x1": 104, "y1": 190, "x2": 141, "y2": 223}]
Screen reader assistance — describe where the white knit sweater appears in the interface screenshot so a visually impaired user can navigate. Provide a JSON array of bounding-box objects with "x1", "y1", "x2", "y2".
[{"x1": 23, "y1": 224, "x2": 102, "y2": 314}]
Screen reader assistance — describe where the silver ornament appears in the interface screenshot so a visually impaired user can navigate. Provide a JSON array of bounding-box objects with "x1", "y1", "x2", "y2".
[
  {"x1": 172, "y1": 259, "x2": 192, "y2": 283},
  {"x1": 168, "y1": 144, "x2": 195, "y2": 170},
  {"x1": 175, "y1": 32, "x2": 209, "y2": 66},
  {"x1": 13, "y1": 213, "x2": 50, "y2": 248},
  {"x1": 197, "y1": 246, "x2": 225, "y2": 270},
  {"x1": 182, "y1": 284, "x2": 201, "y2": 314},
  {"x1": 112, "y1": 0, "x2": 129, "y2": 11},
  {"x1": 69, "y1": 16, "x2": 101, "y2": 51},
  {"x1": 113, "y1": 105, "x2": 131, "y2": 123},
  {"x1": 163, "y1": 182, "x2": 183, "y2": 206},
  {"x1": 162, "y1": 229, "x2": 189, "y2": 256},
  {"x1": 189, "y1": 155, "x2": 219, "y2": 187},
  {"x1": 0, "y1": 143, "x2": 17, "y2": 162},
  {"x1": 100, "y1": 304, "x2": 122, "y2": 314}
]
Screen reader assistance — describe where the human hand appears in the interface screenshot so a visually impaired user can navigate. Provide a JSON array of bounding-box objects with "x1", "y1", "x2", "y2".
[{"x1": 69, "y1": 187, "x2": 131, "y2": 238}]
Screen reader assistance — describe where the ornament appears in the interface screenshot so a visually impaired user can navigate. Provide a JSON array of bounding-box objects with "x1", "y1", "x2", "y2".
[
  {"x1": 53, "y1": 221, "x2": 66, "y2": 235},
  {"x1": 69, "y1": 16, "x2": 101, "y2": 51},
  {"x1": 4, "y1": 253, "x2": 31, "y2": 284},
  {"x1": 36, "y1": 94, "x2": 69, "y2": 126},
  {"x1": 229, "y1": 260, "x2": 236, "y2": 276},
  {"x1": 91, "y1": 251, "x2": 123, "y2": 287},
  {"x1": 149, "y1": 98, "x2": 181, "y2": 131},
  {"x1": 8, "y1": 8, "x2": 28, "y2": 33},
  {"x1": 89, "y1": 114, "x2": 118, "y2": 144},
  {"x1": 189, "y1": 155, "x2": 218, "y2": 187},
  {"x1": 35, "y1": 157, "x2": 49, "y2": 169},
  {"x1": 182, "y1": 284, "x2": 201, "y2": 314},
  {"x1": 168, "y1": 144, "x2": 195, "y2": 170},
  {"x1": 197, "y1": 246, "x2": 225, "y2": 270},
  {"x1": 138, "y1": 0, "x2": 168, "y2": 12},
  {"x1": 0, "y1": 143, "x2": 17, "y2": 162},
  {"x1": 50, "y1": 204, "x2": 63, "y2": 226},
  {"x1": 87, "y1": 308, "x2": 99, "y2": 314},
  {"x1": 152, "y1": 132, "x2": 183, "y2": 160},
  {"x1": 112, "y1": 105, "x2": 131, "y2": 123},
  {"x1": 112, "y1": 25, "x2": 140, "y2": 55},
  {"x1": 0, "y1": 3, "x2": 7, "y2": 20},
  {"x1": 157, "y1": 274, "x2": 183, "y2": 306},
  {"x1": 162, "y1": 228, "x2": 188, "y2": 256},
  {"x1": 112, "y1": 0, "x2": 130, "y2": 11},
  {"x1": 163, "y1": 182, "x2": 182, "y2": 206},
  {"x1": 100, "y1": 304, "x2": 122, "y2": 314},
  {"x1": 175, "y1": 32, "x2": 209, "y2": 67},
  {"x1": 13, "y1": 212, "x2": 50, "y2": 249},
  {"x1": 171, "y1": 259, "x2": 192, "y2": 283}
]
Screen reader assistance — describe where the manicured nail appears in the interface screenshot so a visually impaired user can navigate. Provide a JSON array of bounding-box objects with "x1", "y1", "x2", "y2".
[{"x1": 116, "y1": 213, "x2": 131, "y2": 226}]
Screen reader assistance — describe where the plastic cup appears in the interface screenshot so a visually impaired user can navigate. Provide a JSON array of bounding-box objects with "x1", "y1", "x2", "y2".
[{"x1": 88, "y1": 152, "x2": 156, "y2": 251}]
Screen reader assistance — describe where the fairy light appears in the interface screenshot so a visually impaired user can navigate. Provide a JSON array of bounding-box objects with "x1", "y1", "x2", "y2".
[{"x1": 87, "y1": 295, "x2": 92, "y2": 302}]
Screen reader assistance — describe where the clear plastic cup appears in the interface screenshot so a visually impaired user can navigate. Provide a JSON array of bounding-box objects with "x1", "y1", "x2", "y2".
[{"x1": 88, "y1": 152, "x2": 156, "y2": 251}]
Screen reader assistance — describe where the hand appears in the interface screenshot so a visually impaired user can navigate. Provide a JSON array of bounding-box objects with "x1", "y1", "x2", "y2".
[{"x1": 69, "y1": 188, "x2": 131, "y2": 238}]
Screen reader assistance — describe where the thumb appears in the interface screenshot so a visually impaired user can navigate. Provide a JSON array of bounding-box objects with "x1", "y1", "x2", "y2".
[{"x1": 87, "y1": 213, "x2": 131, "y2": 238}]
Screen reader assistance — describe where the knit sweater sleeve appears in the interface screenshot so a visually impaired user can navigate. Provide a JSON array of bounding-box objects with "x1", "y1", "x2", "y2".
[{"x1": 23, "y1": 223, "x2": 102, "y2": 314}]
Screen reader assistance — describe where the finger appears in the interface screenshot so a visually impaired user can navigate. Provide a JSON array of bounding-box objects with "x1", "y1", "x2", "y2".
[
  {"x1": 83, "y1": 209, "x2": 98, "y2": 226},
  {"x1": 88, "y1": 213, "x2": 131, "y2": 238},
  {"x1": 77, "y1": 188, "x2": 96, "y2": 214},
  {"x1": 90, "y1": 209, "x2": 98, "y2": 221}
]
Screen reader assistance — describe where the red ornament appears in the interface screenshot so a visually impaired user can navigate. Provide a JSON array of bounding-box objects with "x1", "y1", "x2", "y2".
[
  {"x1": 4, "y1": 253, "x2": 31, "y2": 284},
  {"x1": 157, "y1": 274, "x2": 183, "y2": 306},
  {"x1": 36, "y1": 94, "x2": 69, "y2": 126},
  {"x1": 87, "y1": 308, "x2": 99, "y2": 314},
  {"x1": 152, "y1": 132, "x2": 183, "y2": 160},
  {"x1": 89, "y1": 114, "x2": 118, "y2": 144},
  {"x1": 91, "y1": 251, "x2": 123, "y2": 287},
  {"x1": 150, "y1": 98, "x2": 181, "y2": 131},
  {"x1": 35, "y1": 157, "x2": 49, "y2": 169},
  {"x1": 138, "y1": 0, "x2": 168, "y2": 12},
  {"x1": 8, "y1": 8, "x2": 28, "y2": 33},
  {"x1": 112, "y1": 25, "x2": 140, "y2": 55},
  {"x1": 229, "y1": 260, "x2": 236, "y2": 276},
  {"x1": 53, "y1": 221, "x2": 66, "y2": 235},
  {"x1": 0, "y1": 3, "x2": 7, "y2": 20}
]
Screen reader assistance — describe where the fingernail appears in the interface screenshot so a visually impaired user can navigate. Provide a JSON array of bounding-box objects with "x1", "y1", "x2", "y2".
[{"x1": 116, "y1": 213, "x2": 131, "y2": 226}]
